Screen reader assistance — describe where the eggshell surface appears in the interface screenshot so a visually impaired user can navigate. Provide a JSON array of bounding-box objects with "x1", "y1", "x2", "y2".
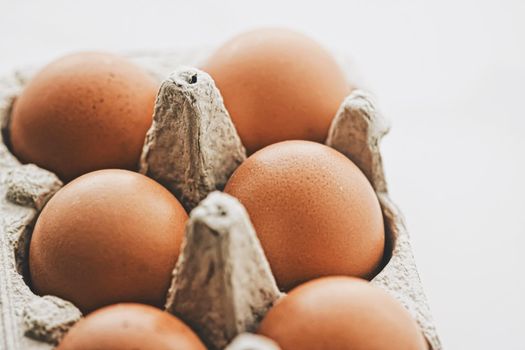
[
  {"x1": 258, "y1": 277, "x2": 428, "y2": 350},
  {"x1": 203, "y1": 28, "x2": 350, "y2": 154},
  {"x1": 29, "y1": 169, "x2": 187, "y2": 313},
  {"x1": 10, "y1": 52, "x2": 158, "y2": 182},
  {"x1": 56, "y1": 303, "x2": 206, "y2": 350},
  {"x1": 224, "y1": 141, "x2": 385, "y2": 291}
]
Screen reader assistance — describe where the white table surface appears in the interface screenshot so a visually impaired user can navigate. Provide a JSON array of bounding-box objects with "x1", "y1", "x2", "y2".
[{"x1": 1, "y1": 1, "x2": 524, "y2": 349}]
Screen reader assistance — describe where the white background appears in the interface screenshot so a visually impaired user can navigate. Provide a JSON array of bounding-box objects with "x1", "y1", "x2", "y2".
[{"x1": 1, "y1": 1, "x2": 524, "y2": 349}]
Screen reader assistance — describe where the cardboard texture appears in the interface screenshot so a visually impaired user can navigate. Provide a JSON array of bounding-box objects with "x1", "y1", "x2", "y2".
[{"x1": 0, "y1": 51, "x2": 441, "y2": 350}]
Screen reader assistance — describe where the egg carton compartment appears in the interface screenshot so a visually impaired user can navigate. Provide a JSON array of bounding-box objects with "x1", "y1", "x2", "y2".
[{"x1": 0, "y1": 50, "x2": 441, "y2": 350}]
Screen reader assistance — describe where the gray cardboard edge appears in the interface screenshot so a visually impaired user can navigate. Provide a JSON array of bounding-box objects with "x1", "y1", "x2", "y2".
[{"x1": 326, "y1": 91, "x2": 441, "y2": 349}]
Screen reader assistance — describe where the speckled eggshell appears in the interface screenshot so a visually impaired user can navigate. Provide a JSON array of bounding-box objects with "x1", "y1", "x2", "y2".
[
  {"x1": 56, "y1": 303, "x2": 206, "y2": 350},
  {"x1": 29, "y1": 169, "x2": 188, "y2": 314},
  {"x1": 224, "y1": 140, "x2": 385, "y2": 291},
  {"x1": 10, "y1": 52, "x2": 159, "y2": 182},
  {"x1": 258, "y1": 277, "x2": 428, "y2": 350},
  {"x1": 202, "y1": 28, "x2": 351, "y2": 154}
]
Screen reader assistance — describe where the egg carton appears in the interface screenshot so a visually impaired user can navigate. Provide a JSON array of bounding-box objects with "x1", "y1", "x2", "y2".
[{"x1": 0, "y1": 50, "x2": 442, "y2": 350}]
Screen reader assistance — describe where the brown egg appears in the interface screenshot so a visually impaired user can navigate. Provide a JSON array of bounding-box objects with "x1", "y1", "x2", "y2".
[
  {"x1": 29, "y1": 170, "x2": 187, "y2": 313},
  {"x1": 224, "y1": 141, "x2": 384, "y2": 291},
  {"x1": 57, "y1": 303, "x2": 206, "y2": 350},
  {"x1": 258, "y1": 277, "x2": 428, "y2": 350},
  {"x1": 202, "y1": 28, "x2": 350, "y2": 154},
  {"x1": 10, "y1": 52, "x2": 158, "y2": 182}
]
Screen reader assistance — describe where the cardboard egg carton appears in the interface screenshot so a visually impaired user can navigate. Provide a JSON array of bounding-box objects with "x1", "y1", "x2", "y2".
[{"x1": 0, "y1": 50, "x2": 442, "y2": 350}]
